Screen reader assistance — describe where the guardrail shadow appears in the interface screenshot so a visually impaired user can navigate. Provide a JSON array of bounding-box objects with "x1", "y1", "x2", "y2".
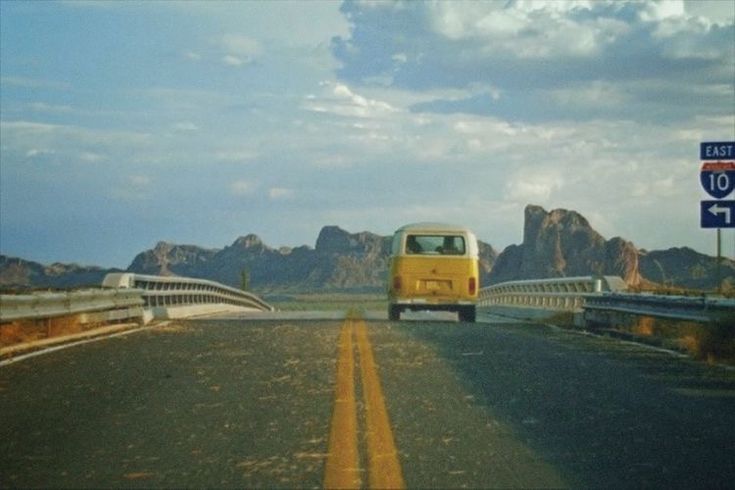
[{"x1": 392, "y1": 321, "x2": 735, "y2": 489}]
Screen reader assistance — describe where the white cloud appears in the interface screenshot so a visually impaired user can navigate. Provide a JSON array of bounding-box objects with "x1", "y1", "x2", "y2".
[
  {"x1": 303, "y1": 81, "x2": 398, "y2": 119},
  {"x1": 504, "y1": 168, "x2": 565, "y2": 203},
  {"x1": 685, "y1": 0, "x2": 735, "y2": 26},
  {"x1": 269, "y1": 187, "x2": 295, "y2": 200},
  {"x1": 426, "y1": 1, "x2": 627, "y2": 59},
  {"x1": 222, "y1": 55, "x2": 246, "y2": 67},
  {"x1": 25, "y1": 148, "x2": 55, "y2": 159},
  {"x1": 230, "y1": 180, "x2": 257, "y2": 196},
  {"x1": 639, "y1": 0, "x2": 686, "y2": 22},
  {"x1": 220, "y1": 34, "x2": 261, "y2": 66},
  {"x1": 222, "y1": 34, "x2": 261, "y2": 56}
]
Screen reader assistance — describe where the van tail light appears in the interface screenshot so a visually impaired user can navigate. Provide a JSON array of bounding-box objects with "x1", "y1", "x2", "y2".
[
  {"x1": 393, "y1": 276, "x2": 402, "y2": 292},
  {"x1": 469, "y1": 277, "x2": 477, "y2": 295}
]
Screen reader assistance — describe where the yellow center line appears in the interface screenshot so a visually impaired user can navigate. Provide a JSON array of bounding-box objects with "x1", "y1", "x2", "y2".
[
  {"x1": 325, "y1": 314, "x2": 405, "y2": 489},
  {"x1": 355, "y1": 318, "x2": 406, "y2": 490},
  {"x1": 324, "y1": 320, "x2": 361, "y2": 489}
]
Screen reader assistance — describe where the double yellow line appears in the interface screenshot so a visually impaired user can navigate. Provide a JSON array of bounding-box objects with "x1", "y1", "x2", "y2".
[{"x1": 324, "y1": 315, "x2": 405, "y2": 489}]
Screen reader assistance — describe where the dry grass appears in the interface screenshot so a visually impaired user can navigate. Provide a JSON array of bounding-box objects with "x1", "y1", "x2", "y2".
[
  {"x1": 628, "y1": 317, "x2": 735, "y2": 365},
  {"x1": 0, "y1": 315, "x2": 83, "y2": 347}
]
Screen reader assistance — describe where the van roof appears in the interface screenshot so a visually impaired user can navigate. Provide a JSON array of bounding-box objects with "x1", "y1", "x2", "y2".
[{"x1": 394, "y1": 222, "x2": 474, "y2": 234}]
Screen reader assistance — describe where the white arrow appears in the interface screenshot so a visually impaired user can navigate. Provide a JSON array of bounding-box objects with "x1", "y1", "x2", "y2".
[{"x1": 708, "y1": 203, "x2": 732, "y2": 223}]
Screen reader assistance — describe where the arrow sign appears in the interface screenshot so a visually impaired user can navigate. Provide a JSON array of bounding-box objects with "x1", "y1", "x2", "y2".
[
  {"x1": 701, "y1": 200, "x2": 735, "y2": 228},
  {"x1": 700, "y1": 161, "x2": 735, "y2": 198}
]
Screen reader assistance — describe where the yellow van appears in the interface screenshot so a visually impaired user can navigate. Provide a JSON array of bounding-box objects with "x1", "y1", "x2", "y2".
[{"x1": 387, "y1": 223, "x2": 479, "y2": 322}]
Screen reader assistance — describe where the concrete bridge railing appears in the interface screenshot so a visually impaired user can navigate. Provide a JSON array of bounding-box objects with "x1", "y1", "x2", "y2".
[
  {"x1": 101, "y1": 273, "x2": 274, "y2": 322},
  {"x1": 478, "y1": 276, "x2": 627, "y2": 312}
]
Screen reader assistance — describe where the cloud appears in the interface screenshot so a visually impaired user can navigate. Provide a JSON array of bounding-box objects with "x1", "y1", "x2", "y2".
[
  {"x1": 222, "y1": 55, "x2": 246, "y2": 67},
  {"x1": 230, "y1": 180, "x2": 257, "y2": 196},
  {"x1": 504, "y1": 168, "x2": 566, "y2": 203},
  {"x1": 332, "y1": 0, "x2": 733, "y2": 124},
  {"x1": 303, "y1": 81, "x2": 398, "y2": 119},
  {"x1": 25, "y1": 148, "x2": 56, "y2": 159},
  {"x1": 220, "y1": 34, "x2": 262, "y2": 66},
  {"x1": 269, "y1": 187, "x2": 295, "y2": 200}
]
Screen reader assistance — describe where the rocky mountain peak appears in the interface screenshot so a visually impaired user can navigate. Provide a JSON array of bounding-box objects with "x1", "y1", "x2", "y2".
[
  {"x1": 491, "y1": 204, "x2": 642, "y2": 285},
  {"x1": 523, "y1": 205, "x2": 598, "y2": 248},
  {"x1": 153, "y1": 241, "x2": 172, "y2": 252},
  {"x1": 315, "y1": 226, "x2": 353, "y2": 253},
  {"x1": 232, "y1": 234, "x2": 266, "y2": 250}
]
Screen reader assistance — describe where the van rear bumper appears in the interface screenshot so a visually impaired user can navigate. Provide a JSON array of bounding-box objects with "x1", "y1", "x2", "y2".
[{"x1": 392, "y1": 299, "x2": 475, "y2": 307}]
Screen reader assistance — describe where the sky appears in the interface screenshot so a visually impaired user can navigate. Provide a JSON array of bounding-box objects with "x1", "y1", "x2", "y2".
[{"x1": 1, "y1": 0, "x2": 734, "y2": 268}]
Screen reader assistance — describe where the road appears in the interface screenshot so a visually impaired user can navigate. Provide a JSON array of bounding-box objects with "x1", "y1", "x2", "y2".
[{"x1": 1, "y1": 311, "x2": 734, "y2": 488}]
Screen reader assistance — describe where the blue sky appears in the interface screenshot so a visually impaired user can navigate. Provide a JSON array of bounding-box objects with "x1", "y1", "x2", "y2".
[{"x1": 1, "y1": 0, "x2": 734, "y2": 268}]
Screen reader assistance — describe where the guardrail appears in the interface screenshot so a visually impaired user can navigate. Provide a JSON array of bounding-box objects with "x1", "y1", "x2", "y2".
[
  {"x1": 478, "y1": 276, "x2": 627, "y2": 311},
  {"x1": 584, "y1": 293, "x2": 735, "y2": 324},
  {"x1": 0, "y1": 289, "x2": 144, "y2": 324},
  {"x1": 102, "y1": 273, "x2": 274, "y2": 320}
]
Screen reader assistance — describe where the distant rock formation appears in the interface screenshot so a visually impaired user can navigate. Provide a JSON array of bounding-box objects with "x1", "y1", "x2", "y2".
[
  {"x1": 639, "y1": 247, "x2": 735, "y2": 291},
  {"x1": 2, "y1": 208, "x2": 732, "y2": 292},
  {"x1": 0, "y1": 255, "x2": 120, "y2": 290},
  {"x1": 127, "y1": 241, "x2": 219, "y2": 277},
  {"x1": 124, "y1": 226, "x2": 487, "y2": 292},
  {"x1": 489, "y1": 205, "x2": 641, "y2": 285}
]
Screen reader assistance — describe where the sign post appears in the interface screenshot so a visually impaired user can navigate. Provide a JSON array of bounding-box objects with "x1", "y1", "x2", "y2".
[{"x1": 699, "y1": 141, "x2": 735, "y2": 293}]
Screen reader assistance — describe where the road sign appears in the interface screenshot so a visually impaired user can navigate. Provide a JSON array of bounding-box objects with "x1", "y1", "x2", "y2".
[
  {"x1": 700, "y1": 161, "x2": 735, "y2": 199},
  {"x1": 700, "y1": 200, "x2": 735, "y2": 228},
  {"x1": 700, "y1": 141, "x2": 735, "y2": 160}
]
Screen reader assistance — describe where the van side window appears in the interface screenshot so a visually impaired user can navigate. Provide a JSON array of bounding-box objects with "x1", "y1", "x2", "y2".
[{"x1": 405, "y1": 235, "x2": 466, "y2": 255}]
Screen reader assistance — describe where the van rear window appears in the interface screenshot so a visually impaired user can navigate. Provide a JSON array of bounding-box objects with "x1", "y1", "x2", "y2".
[{"x1": 405, "y1": 235, "x2": 466, "y2": 255}]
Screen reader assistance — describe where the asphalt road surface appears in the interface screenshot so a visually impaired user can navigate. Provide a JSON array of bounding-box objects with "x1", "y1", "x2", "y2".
[{"x1": 1, "y1": 311, "x2": 734, "y2": 488}]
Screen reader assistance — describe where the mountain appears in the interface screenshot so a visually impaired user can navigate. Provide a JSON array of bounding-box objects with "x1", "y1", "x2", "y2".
[
  {"x1": 0, "y1": 255, "x2": 121, "y2": 291},
  {"x1": 125, "y1": 226, "x2": 497, "y2": 292},
  {"x1": 488, "y1": 205, "x2": 733, "y2": 290},
  {"x1": 639, "y1": 247, "x2": 735, "y2": 291},
  {"x1": 2, "y1": 209, "x2": 731, "y2": 292},
  {"x1": 489, "y1": 205, "x2": 641, "y2": 285},
  {"x1": 127, "y1": 241, "x2": 220, "y2": 277}
]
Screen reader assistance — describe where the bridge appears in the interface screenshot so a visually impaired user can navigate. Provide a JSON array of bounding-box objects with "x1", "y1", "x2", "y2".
[{"x1": 1, "y1": 274, "x2": 734, "y2": 488}]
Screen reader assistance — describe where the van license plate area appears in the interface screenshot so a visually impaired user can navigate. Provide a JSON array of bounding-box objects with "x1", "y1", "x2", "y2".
[{"x1": 424, "y1": 280, "x2": 452, "y2": 291}]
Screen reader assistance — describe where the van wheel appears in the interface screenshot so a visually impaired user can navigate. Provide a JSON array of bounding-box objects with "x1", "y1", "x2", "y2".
[
  {"x1": 388, "y1": 304, "x2": 402, "y2": 321},
  {"x1": 459, "y1": 306, "x2": 476, "y2": 323}
]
